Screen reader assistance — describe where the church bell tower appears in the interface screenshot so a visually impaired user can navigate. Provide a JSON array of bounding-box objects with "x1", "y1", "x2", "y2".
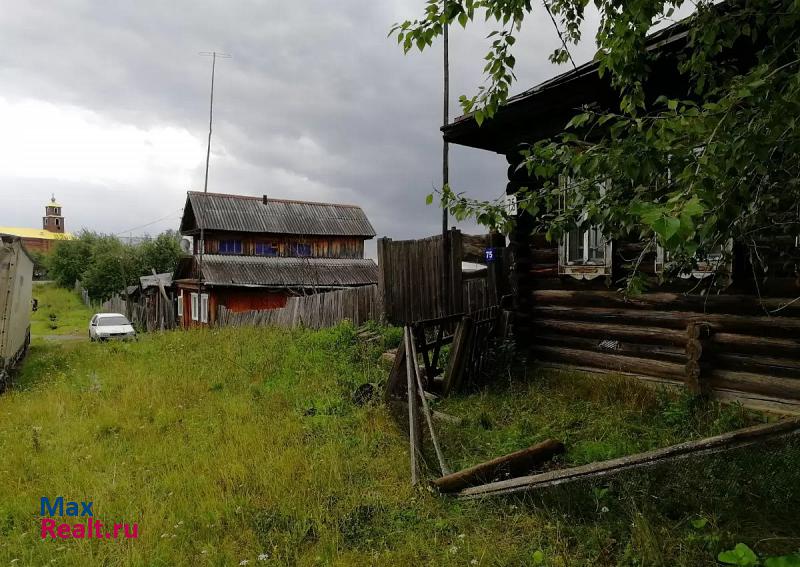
[{"x1": 43, "y1": 194, "x2": 65, "y2": 234}]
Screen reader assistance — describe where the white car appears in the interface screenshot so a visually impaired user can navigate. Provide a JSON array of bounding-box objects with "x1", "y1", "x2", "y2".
[{"x1": 89, "y1": 313, "x2": 136, "y2": 341}]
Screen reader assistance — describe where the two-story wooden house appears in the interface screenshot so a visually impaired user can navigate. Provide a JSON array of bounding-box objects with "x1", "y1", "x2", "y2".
[{"x1": 173, "y1": 191, "x2": 378, "y2": 327}]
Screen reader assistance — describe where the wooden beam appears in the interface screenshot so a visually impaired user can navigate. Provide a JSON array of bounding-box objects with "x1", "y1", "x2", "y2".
[
  {"x1": 404, "y1": 327, "x2": 421, "y2": 485},
  {"x1": 458, "y1": 418, "x2": 800, "y2": 498},
  {"x1": 409, "y1": 327, "x2": 450, "y2": 476},
  {"x1": 442, "y1": 316, "x2": 474, "y2": 395},
  {"x1": 433, "y1": 439, "x2": 565, "y2": 493}
]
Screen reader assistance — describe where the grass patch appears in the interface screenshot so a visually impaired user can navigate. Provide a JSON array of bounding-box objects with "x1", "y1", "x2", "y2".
[
  {"x1": 434, "y1": 369, "x2": 762, "y2": 471},
  {"x1": 0, "y1": 322, "x2": 797, "y2": 565},
  {"x1": 31, "y1": 283, "x2": 94, "y2": 337}
]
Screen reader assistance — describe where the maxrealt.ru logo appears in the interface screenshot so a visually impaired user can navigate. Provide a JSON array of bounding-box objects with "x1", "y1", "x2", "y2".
[{"x1": 40, "y1": 497, "x2": 139, "y2": 540}]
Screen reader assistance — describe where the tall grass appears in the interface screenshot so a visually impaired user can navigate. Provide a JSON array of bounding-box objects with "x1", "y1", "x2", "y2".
[
  {"x1": 31, "y1": 283, "x2": 94, "y2": 337},
  {"x1": 0, "y1": 319, "x2": 797, "y2": 565}
]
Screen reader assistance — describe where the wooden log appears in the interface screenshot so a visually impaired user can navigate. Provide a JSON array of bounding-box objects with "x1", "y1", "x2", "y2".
[
  {"x1": 442, "y1": 316, "x2": 474, "y2": 395},
  {"x1": 534, "y1": 318, "x2": 688, "y2": 347},
  {"x1": 711, "y1": 352, "x2": 800, "y2": 379},
  {"x1": 458, "y1": 418, "x2": 800, "y2": 498},
  {"x1": 433, "y1": 439, "x2": 565, "y2": 493},
  {"x1": 532, "y1": 334, "x2": 687, "y2": 364},
  {"x1": 531, "y1": 345, "x2": 686, "y2": 379},
  {"x1": 533, "y1": 304, "x2": 800, "y2": 337},
  {"x1": 710, "y1": 370, "x2": 800, "y2": 400},
  {"x1": 711, "y1": 333, "x2": 800, "y2": 358},
  {"x1": 532, "y1": 289, "x2": 800, "y2": 317}
]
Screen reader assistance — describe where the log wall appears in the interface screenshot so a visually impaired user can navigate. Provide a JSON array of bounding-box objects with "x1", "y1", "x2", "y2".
[{"x1": 505, "y1": 152, "x2": 800, "y2": 413}]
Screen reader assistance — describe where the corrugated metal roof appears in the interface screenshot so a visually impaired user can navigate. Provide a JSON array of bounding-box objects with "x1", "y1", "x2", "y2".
[
  {"x1": 196, "y1": 255, "x2": 378, "y2": 288},
  {"x1": 181, "y1": 192, "x2": 376, "y2": 237},
  {"x1": 139, "y1": 272, "x2": 173, "y2": 290}
]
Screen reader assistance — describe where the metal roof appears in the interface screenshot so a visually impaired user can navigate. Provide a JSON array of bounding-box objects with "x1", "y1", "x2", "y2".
[
  {"x1": 180, "y1": 192, "x2": 376, "y2": 238},
  {"x1": 139, "y1": 272, "x2": 173, "y2": 290},
  {"x1": 183, "y1": 255, "x2": 378, "y2": 288}
]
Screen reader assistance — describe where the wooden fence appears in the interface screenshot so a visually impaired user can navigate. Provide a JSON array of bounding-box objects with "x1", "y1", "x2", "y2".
[
  {"x1": 378, "y1": 229, "x2": 505, "y2": 325},
  {"x1": 217, "y1": 284, "x2": 379, "y2": 329},
  {"x1": 528, "y1": 290, "x2": 800, "y2": 414}
]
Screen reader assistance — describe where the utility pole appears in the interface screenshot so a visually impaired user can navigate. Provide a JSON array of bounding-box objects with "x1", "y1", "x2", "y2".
[
  {"x1": 197, "y1": 51, "x2": 230, "y2": 325},
  {"x1": 441, "y1": 0, "x2": 452, "y2": 315}
]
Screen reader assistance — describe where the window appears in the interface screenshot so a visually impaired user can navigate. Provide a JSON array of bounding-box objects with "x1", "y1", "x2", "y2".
[
  {"x1": 200, "y1": 293, "x2": 209, "y2": 323},
  {"x1": 218, "y1": 240, "x2": 242, "y2": 254},
  {"x1": 191, "y1": 292, "x2": 199, "y2": 321},
  {"x1": 177, "y1": 290, "x2": 184, "y2": 317},
  {"x1": 656, "y1": 240, "x2": 733, "y2": 280},
  {"x1": 55, "y1": 218, "x2": 60, "y2": 227},
  {"x1": 255, "y1": 242, "x2": 278, "y2": 256},
  {"x1": 556, "y1": 177, "x2": 612, "y2": 279},
  {"x1": 291, "y1": 243, "x2": 311, "y2": 257}
]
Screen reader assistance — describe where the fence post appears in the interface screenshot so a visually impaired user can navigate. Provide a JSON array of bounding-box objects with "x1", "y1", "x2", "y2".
[
  {"x1": 685, "y1": 321, "x2": 712, "y2": 395},
  {"x1": 449, "y1": 228, "x2": 463, "y2": 316}
]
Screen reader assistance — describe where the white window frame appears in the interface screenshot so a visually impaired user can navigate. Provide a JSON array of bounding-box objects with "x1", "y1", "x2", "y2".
[
  {"x1": 655, "y1": 239, "x2": 733, "y2": 280},
  {"x1": 191, "y1": 292, "x2": 199, "y2": 321},
  {"x1": 177, "y1": 290, "x2": 184, "y2": 317},
  {"x1": 557, "y1": 177, "x2": 613, "y2": 280},
  {"x1": 200, "y1": 293, "x2": 209, "y2": 323}
]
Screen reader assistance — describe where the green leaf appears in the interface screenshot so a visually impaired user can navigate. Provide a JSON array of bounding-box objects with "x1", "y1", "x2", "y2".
[
  {"x1": 690, "y1": 518, "x2": 708, "y2": 530},
  {"x1": 425, "y1": 193, "x2": 434, "y2": 206},
  {"x1": 532, "y1": 549, "x2": 545, "y2": 565},
  {"x1": 475, "y1": 109, "x2": 485, "y2": 126},
  {"x1": 765, "y1": 554, "x2": 800, "y2": 567},
  {"x1": 718, "y1": 543, "x2": 759, "y2": 566}
]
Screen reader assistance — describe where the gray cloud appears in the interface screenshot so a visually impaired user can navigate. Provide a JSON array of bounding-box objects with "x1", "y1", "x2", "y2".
[{"x1": 0, "y1": 1, "x2": 600, "y2": 256}]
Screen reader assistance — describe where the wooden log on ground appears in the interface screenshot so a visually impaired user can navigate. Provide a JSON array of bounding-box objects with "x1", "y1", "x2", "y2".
[
  {"x1": 531, "y1": 345, "x2": 686, "y2": 380},
  {"x1": 534, "y1": 318, "x2": 688, "y2": 347},
  {"x1": 458, "y1": 418, "x2": 800, "y2": 499},
  {"x1": 433, "y1": 439, "x2": 565, "y2": 493}
]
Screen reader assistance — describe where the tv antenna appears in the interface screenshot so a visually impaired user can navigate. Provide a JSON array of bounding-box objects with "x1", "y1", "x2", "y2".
[{"x1": 199, "y1": 51, "x2": 231, "y2": 193}]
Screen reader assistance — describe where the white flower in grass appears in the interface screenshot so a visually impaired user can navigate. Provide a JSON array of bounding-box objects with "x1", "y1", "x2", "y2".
[
  {"x1": 239, "y1": 560, "x2": 249, "y2": 566},
  {"x1": 601, "y1": 506, "x2": 609, "y2": 513},
  {"x1": 471, "y1": 560, "x2": 479, "y2": 565},
  {"x1": 258, "y1": 554, "x2": 269, "y2": 561},
  {"x1": 449, "y1": 545, "x2": 458, "y2": 554}
]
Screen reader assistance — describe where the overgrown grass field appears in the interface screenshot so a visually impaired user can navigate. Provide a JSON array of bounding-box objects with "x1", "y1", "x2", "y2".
[
  {"x1": 2, "y1": 292, "x2": 799, "y2": 565},
  {"x1": 31, "y1": 283, "x2": 94, "y2": 337}
]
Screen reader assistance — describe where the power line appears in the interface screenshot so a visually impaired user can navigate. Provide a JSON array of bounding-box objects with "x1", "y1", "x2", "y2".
[{"x1": 114, "y1": 208, "x2": 183, "y2": 236}]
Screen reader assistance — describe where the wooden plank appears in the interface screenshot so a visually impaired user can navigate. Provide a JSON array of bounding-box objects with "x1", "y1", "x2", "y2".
[
  {"x1": 434, "y1": 439, "x2": 565, "y2": 493},
  {"x1": 458, "y1": 418, "x2": 800, "y2": 498},
  {"x1": 404, "y1": 327, "x2": 421, "y2": 485},
  {"x1": 533, "y1": 334, "x2": 687, "y2": 364},
  {"x1": 409, "y1": 327, "x2": 450, "y2": 476},
  {"x1": 442, "y1": 316, "x2": 474, "y2": 395}
]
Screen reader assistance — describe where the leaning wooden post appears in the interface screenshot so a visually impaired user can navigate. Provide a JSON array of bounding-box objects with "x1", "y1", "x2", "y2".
[
  {"x1": 685, "y1": 321, "x2": 712, "y2": 395},
  {"x1": 404, "y1": 327, "x2": 422, "y2": 484},
  {"x1": 409, "y1": 327, "x2": 451, "y2": 476}
]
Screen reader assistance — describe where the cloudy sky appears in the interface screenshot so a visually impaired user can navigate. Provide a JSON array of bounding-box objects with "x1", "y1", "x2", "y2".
[{"x1": 0, "y1": 0, "x2": 602, "y2": 256}]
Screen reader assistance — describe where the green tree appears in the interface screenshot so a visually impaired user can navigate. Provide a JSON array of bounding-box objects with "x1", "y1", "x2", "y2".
[
  {"x1": 47, "y1": 231, "x2": 99, "y2": 288},
  {"x1": 393, "y1": 0, "x2": 800, "y2": 290},
  {"x1": 137, "y1": 230, "x2": 183, "y2": 276}
]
